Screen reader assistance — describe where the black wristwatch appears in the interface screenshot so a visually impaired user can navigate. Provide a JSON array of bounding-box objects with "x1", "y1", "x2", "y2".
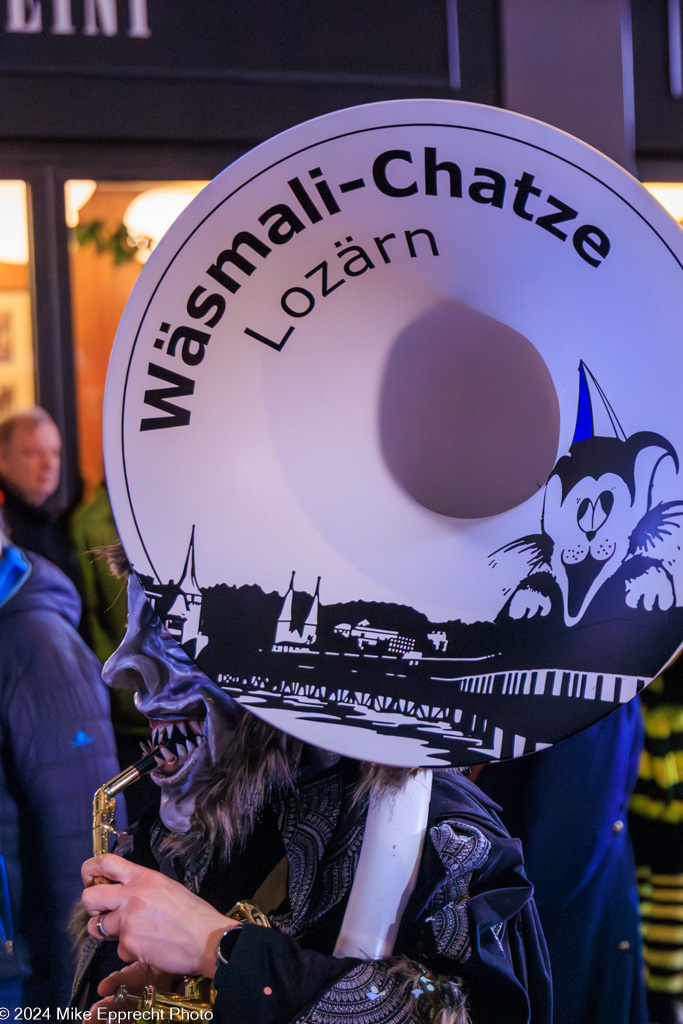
[{"x1": 216, "y1": 924, "x2": 243, "y2": 968}]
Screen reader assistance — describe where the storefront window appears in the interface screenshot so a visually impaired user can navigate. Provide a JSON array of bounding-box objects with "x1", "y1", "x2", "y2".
[
  {"x1": 66, "y1": 179, "x2": 207, "y2": 500},
  {"x1": 0, "y1": 180, "x2": 33, "y2": 418},
  {"x1": 643, "y1": 182, "x2": 683, "y2": 225}
]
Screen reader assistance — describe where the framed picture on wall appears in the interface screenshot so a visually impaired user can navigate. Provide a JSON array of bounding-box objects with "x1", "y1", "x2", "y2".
[{"x1": 0, "y1": 289, "x2": 33, "y2": 417}]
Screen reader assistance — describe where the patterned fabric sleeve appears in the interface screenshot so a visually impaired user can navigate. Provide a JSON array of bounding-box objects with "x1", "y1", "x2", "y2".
[
  {"x1": 293, "y1": 820, "x2": 492, "y2": 1024},
  {"x1": 293, "y1": 960, "x2": 469, "y2": 1024},
  {"x1": 420, "y1": 821, "x2": 492, "y2": 963}
]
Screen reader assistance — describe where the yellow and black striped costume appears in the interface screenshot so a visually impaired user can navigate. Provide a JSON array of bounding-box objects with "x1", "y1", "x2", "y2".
[{"x1": 629, "y1": 666, "x2": 683, "y2": 1022}]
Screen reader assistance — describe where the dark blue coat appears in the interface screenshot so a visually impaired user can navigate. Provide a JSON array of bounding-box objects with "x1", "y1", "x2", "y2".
[
  {"x1": 478, "y1": 702, "x2": 647, "y2": 1024},
  {"x1": 0, "y1": 551, "x2": 121, "y2": 1007}
]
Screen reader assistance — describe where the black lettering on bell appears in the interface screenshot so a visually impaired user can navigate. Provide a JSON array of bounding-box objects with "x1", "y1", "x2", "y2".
[
  {"x1": 424, "y1": 147, "x2": 462, "y2": 197},
  {"x1": 573, "y1": 224, "x2": 611, "y2": 267},
  {"x1": 258, "y1": 204, "x2": 306, "y2": 245},
  {"x1": 305, "y1": 260, "x2": 345, "y2": 296},
  {"x1": 164, "y1": 325, "x2": 210, "y2": 367},
  {"x1": 513, "y1": 172, "x2": 542, "y2": 220},
  {"x1": 536, "y1": 196, "x2": 578, "y2": 240},
  {"x1": 404, "y1": 228, "x2": 439, "y2": 257},
  {"x1": 207, "y1": 232, "x2": 272, "y2": 295},
  {"x1": 186, "y1": 287, "x2": 225, "y2": 328},
  {"x1": 372, "y1": 150, "x2": 418, "y2": 197},
  {"x1": 140, "y1": 363, "x2": 195, "y2": 431},
  {"x1": 469, "y1": 167, "x2": 506, "y2": 208}
]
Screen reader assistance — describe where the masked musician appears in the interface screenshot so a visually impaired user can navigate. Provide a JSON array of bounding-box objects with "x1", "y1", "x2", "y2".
[{"x1": 71, "y1": 553, "x2": 552, "y2": 1023}]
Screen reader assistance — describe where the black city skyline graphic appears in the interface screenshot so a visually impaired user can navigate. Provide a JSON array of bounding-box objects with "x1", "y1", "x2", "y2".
[{"x1": 140, "y1": 556, "x2": 683, "y2": 766}]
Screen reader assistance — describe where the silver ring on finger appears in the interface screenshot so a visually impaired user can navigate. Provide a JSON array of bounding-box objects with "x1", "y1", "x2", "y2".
[{"x1": 96, "y1": 911, "x2": 113, "y2": 940}]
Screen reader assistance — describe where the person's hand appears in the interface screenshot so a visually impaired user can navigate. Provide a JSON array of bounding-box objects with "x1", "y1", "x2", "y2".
[
  {"x1": 81, "y1": 853, "x2": 238, "y2": 978},
  {"x1": 88, "y1": 962, "x2": 172, "y2": 1014}
]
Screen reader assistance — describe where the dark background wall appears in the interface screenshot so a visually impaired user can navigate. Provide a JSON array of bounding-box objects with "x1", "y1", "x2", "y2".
[{"x1": 0, "y1": 0, "x2": 499, "y2": 142}]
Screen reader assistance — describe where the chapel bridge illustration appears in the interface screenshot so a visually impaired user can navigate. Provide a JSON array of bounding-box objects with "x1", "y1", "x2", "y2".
[{"x1": 140, "y1": 539, "x2": 680, "y2": 759}]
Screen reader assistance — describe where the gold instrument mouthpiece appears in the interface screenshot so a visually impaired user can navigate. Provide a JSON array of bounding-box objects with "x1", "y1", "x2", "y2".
[
  {"x1": 131, "y1": 747, "x2": 161, "y2": 777},
  {"x1": 92, "y1": 745, "x2": 161, "y2": 874}
]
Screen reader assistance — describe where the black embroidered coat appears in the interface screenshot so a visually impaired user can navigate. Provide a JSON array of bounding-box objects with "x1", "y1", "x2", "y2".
[{"x1": 72, "y1": 763, "x2": 551, "y2": 1023}]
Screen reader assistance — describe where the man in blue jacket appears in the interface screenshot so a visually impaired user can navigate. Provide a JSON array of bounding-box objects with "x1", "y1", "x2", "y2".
[{"x1": 0, "y1": 520, "x2": 121, "y2": 1008}]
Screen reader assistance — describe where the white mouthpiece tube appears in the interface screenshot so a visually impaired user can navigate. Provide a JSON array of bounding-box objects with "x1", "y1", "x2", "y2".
[{"x1": 334, "y1": 769, "x2": 433, "y2": 960}]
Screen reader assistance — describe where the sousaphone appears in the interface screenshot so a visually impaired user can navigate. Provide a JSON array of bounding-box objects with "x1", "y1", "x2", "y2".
[{"x1": 104, "y1": 98, "x2": 683, "y2": 770}]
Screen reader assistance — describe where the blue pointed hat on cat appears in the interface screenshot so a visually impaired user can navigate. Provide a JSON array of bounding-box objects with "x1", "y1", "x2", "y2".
[
  {"x1": 572, "y1": 361, "x2": 626, "y2": 444},
  {"x1": 559, "y1": 362, "x2": 676, "y2": 503}
]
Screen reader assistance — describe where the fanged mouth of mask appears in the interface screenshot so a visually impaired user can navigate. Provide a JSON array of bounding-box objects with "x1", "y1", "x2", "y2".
[{"x1": 141, "y1": 718, "x2": 206, "y2": 776}]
